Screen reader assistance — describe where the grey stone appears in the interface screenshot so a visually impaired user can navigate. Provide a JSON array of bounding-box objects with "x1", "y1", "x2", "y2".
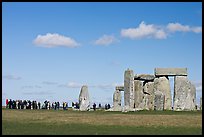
[
  {"x1": 134, "y1": 80, "x2": 144, "y2": 109},
  {"x1": 134, "y1": 74, "x2": 155, "y2": 81},
  {"x1": 124, "y1": 69, "x2": 135, "y2": 111},
  {"x1": 143, "y1": 82, "x2": 154, "y2": 110},
  {"x1": 155, "y1": 68, "x2": 187, "y2": 76},
  {"x1": 153, "y1": 76, "x2": 172, "y2": 110},
  {"x1": 154, "y1": 91, "x2": 165, "y2": 110},
  {"x1": 115, "y1": 86, "x2": 124, "y2": 91},
  {"x1": 173, "y1": 76, "x2": 196, "y2": 111},
  {"x1": 112, "y1": 90, "x2": 122, "y2": 111},
  {"x1": 79, "y1": 85, "x2": 90, "y2": 111}
]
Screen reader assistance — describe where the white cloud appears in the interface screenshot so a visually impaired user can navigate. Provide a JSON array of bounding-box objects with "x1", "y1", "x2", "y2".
[
  {"x1": 2, "y1": 74, "x2": 21, "y2": 80},
  {"x1": 191, "y1": 27, "x2": 202, "y2": 33},
  {"x1": 58, "y1": 81, "x2": 123, "y2": 90},
  {"x1": 94, "y1": 35, "x2": 119, "y2": 46},
  {"x1": 167, "y1": 23, "x2": 190, "y2": 32},
  {"x1": 33, "y1": 33, "x2": 80, "y2": 48},
  {"x1": 121, "y1": 21, "x2": 201, "y2": 40},
  {"x1": 167, "y1": 23, "x2": 202, "y2": 33},
  {"x1": 121, "y1": 21, "x2": 167, "y2": 39},
  {"x1": 58, "y1": 82, "x2": 83, "y2": 88}
]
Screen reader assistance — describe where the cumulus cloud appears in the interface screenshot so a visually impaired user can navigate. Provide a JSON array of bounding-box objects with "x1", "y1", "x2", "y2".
[
  {"x1": 121, "y1": 21, "x2": 202, "y2": 40},
  {"x1": 2, "y1": 75, "x2": 21, "y2": 80},
  {"x1": 33, "y1": 33, "x2": 80, "y2": 48},
  {"x1": 167, "y1": 23, "x2": 190, "y2": 32},
  {"x1": 121, "y1": 21, "x2": 167, "y2": 39},
  {"x1": 167, "y1": 23, "x2": 202, "y2": 33},
  {"x1": 94, "y1": 35, "x2": 119, "y2": 46}
]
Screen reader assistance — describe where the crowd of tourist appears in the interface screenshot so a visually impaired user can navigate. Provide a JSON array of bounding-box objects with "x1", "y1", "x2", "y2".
[{"x1": 5, "y1": 98, "x2": 111, "y2": 111}]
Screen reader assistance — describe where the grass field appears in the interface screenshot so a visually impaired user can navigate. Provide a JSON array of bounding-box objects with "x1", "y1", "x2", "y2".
[{"x1": 2, "y1": 108, "x2": 202, "y2": 135}]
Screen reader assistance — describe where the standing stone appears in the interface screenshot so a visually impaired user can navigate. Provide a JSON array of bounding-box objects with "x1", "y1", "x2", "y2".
[
  {"x1": 79, "y1": 85, "x2": 90, "y2": 111},
  {"x1": 154, "y1": 91, "x2": 165, "y2": 110},
  {"x1": 174, "y1": 76, "x2": 196, "y2": 111},
  {"x1": 112, "y1": 90, "x2": 122, "y2": 111},
  {"x1": 143, "y1": 81, "x2": 154, "y2": 110},
  {"x1": 134, "y1": 80, "x2": 144, "y2": 110},
  {"x1": 153, "y1": 76, "x2": 172, "y2": 110},
  {"x1": 124, "y1": 69, "x2": 135, "y2": 111}
]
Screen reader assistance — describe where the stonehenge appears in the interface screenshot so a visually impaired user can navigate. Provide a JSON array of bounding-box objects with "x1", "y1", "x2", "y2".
[{"x1": 111, "y1": 68, "x2": 197, "y2": 111}]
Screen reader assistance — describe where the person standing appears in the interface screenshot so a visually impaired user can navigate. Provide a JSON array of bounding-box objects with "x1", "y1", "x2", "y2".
[
  {"x1": 6, "y1": 99, "x2": 8, "y2": 108},
  {"x1": 93, "y1": 103, "x2": 96, "y2": 111}
]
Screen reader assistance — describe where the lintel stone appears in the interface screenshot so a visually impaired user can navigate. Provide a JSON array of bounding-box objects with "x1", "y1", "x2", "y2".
[{"x1": 155, "y1": 68, "x2": 187, "y2": 76}]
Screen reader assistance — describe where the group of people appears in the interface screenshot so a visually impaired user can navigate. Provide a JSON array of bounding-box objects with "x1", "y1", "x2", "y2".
[
  {"x1": 92, "y1": 103, "x2": 111, "y2": 111},
  {"x1": 6, "y1": 99, "x2": 41, "y2": 110},
  {"x1": 5, "y1": 99, "x2": 111, "y2": 111},
  {"x1": 5, "y1": 99, "x2": 66, "y2": 110}
]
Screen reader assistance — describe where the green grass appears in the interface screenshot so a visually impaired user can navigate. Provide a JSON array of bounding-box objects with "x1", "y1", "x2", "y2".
[
  {"x1": 2, "y1": 109, "x2": 202, "y2": 135},
  {"x1": 2, "y1": 120, "x2": 202, "y2": 135}
]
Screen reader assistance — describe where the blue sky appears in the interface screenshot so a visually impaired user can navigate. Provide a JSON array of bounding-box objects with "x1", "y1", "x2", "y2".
[{"x1": 2, "y1": 2, "x2": 202, "y2": 107}]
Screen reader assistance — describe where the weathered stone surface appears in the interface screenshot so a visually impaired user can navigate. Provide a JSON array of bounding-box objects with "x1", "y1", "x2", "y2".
[
  {"x1": 116, "y1": 86, "x2": 124, "y2": 91},
  {"x1": 134, "y1": 80, "x2": 144, "y2": 109},
  {"x1": 155, "y1": 68, "x2": 187, "y2": 76},
  {"x1": 134, "y1": 74, "x2": 155, "y2": 81},
  {"x1": 124, "y1": 69, "x2": 135, "y2": 111},
  {"x1": 173, "y1": 76, "x2": 196, "y2": 111},
  {"x1": 112, "y1": 90, "x2": 122, "y2": 111},
  {"x1": 153, "y1": 76, "x2": 172, "y2": 110},
  {"x1": 143, "y1": 82, "x2": 154, "y2": 110},
  {"x1": 154, "y1": 91, "x2": 164, "y2": 110},
  {"x1": 79, "y1": 85, "x2": 90, "y2": 111}
]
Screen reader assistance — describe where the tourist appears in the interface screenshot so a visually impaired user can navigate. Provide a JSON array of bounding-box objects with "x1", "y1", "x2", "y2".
[
  {"x1": 6, "y1": 99, "x2": 8, "y2": 108},
  {"x1": 93, "y1": 103, "x2": 96, "y2": 111}
]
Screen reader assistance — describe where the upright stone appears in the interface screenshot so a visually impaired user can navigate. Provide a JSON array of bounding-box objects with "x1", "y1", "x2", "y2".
[
  {"x1": 124, "y1": 69, "x2": 135, "y2": 111},
  {"x1": 174, "y1": 76, "x2": 196, "y2": 111},
  {"x1": 134, "y1": 80, "x2": 144, "y2": 110},
  {"x1": 153, "y1": 76, "x2": 172, "y2": 110},
  {"x1": 143, "y1": 81, "x2": 154, "y2": 110},
  {"x1": 112, "y1": 90, "x2": 122, "y2": 111},
  {"x1": 154, "y1": 91, "x2": 165, "y2": 110},
  {"x1": 79, "y1": 85, "x2": 90, "y2": 111}
]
